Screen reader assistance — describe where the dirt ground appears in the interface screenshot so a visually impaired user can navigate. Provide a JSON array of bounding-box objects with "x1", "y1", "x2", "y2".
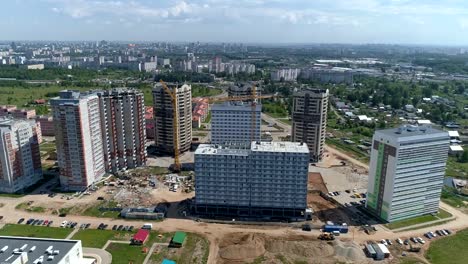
[{"x1": 216, "y1": 232, "x2": 380, "y2": 264}]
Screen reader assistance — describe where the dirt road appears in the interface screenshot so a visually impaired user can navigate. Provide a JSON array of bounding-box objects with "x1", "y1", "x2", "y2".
[{"x1": 1, "y1": 198, "x2": 467, "y2": 264}]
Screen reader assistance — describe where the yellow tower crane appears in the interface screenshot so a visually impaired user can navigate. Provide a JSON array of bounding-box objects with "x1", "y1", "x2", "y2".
[{"x1": 159, "y1": 80, "x2": 181, "y2": 172}]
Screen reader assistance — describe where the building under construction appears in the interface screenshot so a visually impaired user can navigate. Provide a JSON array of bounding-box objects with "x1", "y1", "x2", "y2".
[
  {"x1": 153, "y1": 83, "x2": 192, "y2": 154},
  {"x1": 292, "y1": 88, "x2": 329, "y2": 162},
  {"x1": 228, "y1": 82, "x2": 262, "y2": 99}
]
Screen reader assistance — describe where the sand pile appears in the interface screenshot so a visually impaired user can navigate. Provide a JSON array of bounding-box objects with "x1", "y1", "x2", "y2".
[
  {"x1": 219, "y1": 234, "x2": 266, "y2": 260},
  {"x1": 266, "y1": 240, "x2": 334, "y2": 258},
  {"x1": 333, "y1": 240, "x2": 366, "y2": 262}
]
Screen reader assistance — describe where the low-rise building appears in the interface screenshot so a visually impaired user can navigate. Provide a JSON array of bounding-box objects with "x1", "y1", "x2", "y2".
[{"x1": 0, "y1": 236, "x2": 95, "y2": 264}]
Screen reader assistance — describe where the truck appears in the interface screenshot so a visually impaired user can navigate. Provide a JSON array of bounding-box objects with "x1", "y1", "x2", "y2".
[
  {"x1": 142, "y1": 223, "x2": 153, "y2": 230},
  {"x1": 323, "y1": 225, "x2": 349, "y2": 233}
]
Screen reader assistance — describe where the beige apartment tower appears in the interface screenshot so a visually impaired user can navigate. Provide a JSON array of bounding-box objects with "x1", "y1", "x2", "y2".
[
  {"x1": 292, "y1": 88, "x2": 329, "y2": 162},
  {"x1": 153, "y1": 83, "x2": 192, "y2": 154}
]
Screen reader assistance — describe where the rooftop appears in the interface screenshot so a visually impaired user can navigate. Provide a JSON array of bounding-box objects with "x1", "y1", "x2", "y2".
[
  {"x1": 376, "y1": 125, "x2": 448, "y2": 140},
  {"x1": 195, "y1": 141, "x2": 309, "y2": 155},
  {"x1": 0, "y1": 236, "x2": 79, "y2": 264}
]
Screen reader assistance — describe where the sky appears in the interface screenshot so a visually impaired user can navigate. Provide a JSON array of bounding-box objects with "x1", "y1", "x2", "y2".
[{"x1": 2, "y1": 0, "x2": 468, "y2": 45}]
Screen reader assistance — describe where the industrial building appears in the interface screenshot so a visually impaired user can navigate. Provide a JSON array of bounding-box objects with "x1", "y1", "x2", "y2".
[
  {"x1": 51, "y1": 91, "x2": 105, "y2": 191},
  {"x1": 96, "y1": 88, "x2": 147, "y2": 173},
  {"x1": 366, "y1": 125, "x2": 450, "y2": 222},
  {"x1": 210, "y1": 102, "x2": 261, "y2": 144},
  {"x1": 0, "y1": 118, "x2": 42, "y2": 193},
  {"x1": 292, "y1": 88, "x2": 329, "y2": 162},
  {"x1": 153, "y1": 83, "x2": 192, "y2": 154},
  {"x1": 194, "y1": 142, "x2": 309, "y2": 220},
  {"x1": 0, "y1": 236, "x2": 95, "y2": 264}
]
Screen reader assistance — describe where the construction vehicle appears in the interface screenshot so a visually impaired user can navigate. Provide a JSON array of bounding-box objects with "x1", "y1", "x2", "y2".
[{"x1": 318, "y1": 233, "x2": 335, "y2": 241}]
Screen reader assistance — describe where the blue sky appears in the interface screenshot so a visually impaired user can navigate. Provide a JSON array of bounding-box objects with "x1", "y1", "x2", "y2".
[{"x1": 2, "y1": 0, "x2": 468, "y2": 45}]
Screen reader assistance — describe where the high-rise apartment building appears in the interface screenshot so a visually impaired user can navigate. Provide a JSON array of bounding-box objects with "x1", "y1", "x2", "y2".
[
  {"x1": 210, "y1": 102, "x2": 261, "y2": 144},
  {"x1": 292, "y1": 88, "x2": 329, "y2": 162},
  {"x1": 194, "y1": 141, "x2": 309, "y2": 219},
  {"x1": 153, "y1": 83, "x2": 192, "y2": 154},
  {"x1": 51, "y1": 91, "x2": 105, "y2": 191},
  {"x1": 96, "y1": 89, "x2": 147, "y2": 173},
  {"x1": 0, "y1": 118, "x2": 42, "y2": 193},
  {"x1": 228, "y1": 82, "x2": 261, "y2": 99},
  {"x1": 366, "y1": 125, "x2": 449, "y2": 222}
]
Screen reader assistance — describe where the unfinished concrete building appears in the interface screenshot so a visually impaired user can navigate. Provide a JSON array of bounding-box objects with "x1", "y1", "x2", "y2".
[
  {"x1": 194, "y1": 142, "x2": 309, "y2": 220},
  {"x1": 96, "y1": 88, "x2": 147, "y2": 173},
  {"x1": 153, "y1": 83, "x2": 192, "y2": 154},
  {"x1": 292, "y1": 88, "x2": 329, "y2": 162},
  {"x1": 228, "y1": 82, "x2": 262, "y2": 99}
]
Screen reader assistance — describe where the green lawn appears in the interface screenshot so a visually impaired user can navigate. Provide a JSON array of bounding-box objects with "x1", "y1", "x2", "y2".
[
  {"x1": 385, "y1": 209, "x2": 453, "y2": 230},
  {"x1": 441, "y1": 188, "x2": 468, "y2": 213},
  {"x1": 0, "y1": 224, "x2": 71, "y2": 239},
  {"x1": 0, "y1": 193, "x2": 25, "y2": 198},
  {"x1": 426, "y1": 228, "x2": 468, "y2": 264},
  {"x1": 15, "y1": 202, "x2": 46, "y2": 213},
  {"x1": 108, "y1": 231, "x2": 175, "y2": 264},
  {"x1": 150, "y1": 233, "x2": 209, "y2": 264},
  {"x1": 81, "y1": 200, "x2": 120, "y2": 218},
  {"x1": 72, "y1": 229, "x2": 134, "y2": 248},
  {"x1": 445, "y1": 156, "x2": 468, "y2": 179}
]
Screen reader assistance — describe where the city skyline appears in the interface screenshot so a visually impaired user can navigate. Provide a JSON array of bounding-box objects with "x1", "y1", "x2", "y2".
[{"x1": 2, "y1": 0, "x2": 468, "y2": 45}]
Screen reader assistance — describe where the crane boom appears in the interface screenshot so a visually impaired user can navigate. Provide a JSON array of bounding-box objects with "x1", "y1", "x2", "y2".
[{"x1": 159, "y1": 80, "x2": 181, "y2": 172}]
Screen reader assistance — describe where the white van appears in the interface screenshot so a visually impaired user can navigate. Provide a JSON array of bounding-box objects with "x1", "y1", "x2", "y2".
[{"x1": 142, "y1": 223, "x2": 153, "y2": 230}]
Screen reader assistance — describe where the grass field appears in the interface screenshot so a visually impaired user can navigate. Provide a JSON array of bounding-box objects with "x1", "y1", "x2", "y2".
[
  {"x1": 325, "y1": 138, "x2": 370, "y2": 162},
  {"x1": 441, "y1": 188, "x2": 468, "y2": 213},
  {"x1": 149, "y1": 233, "x2": 209, "y2": 264},
  {"x1": 81, "y1": 200, "x2": 121, "y2": 218},
  {"x1": 426, "y1": 228, "x2": 468, "y2": 264},
  {"x1": 107, "y1": 230, "x2": 175, "y2": 264},
  {"x1": 445, "y1": 156, "x2": 468, "y2": 179},
  {"x1": 385, "y1": 209, "x2": 453, "y2": 230},
  {"x1": 0, "y1": 224, "x2": 71, "y2": 239},
  {"x1": 72, "y1": 229, "x2": 135, "y2": 248}
]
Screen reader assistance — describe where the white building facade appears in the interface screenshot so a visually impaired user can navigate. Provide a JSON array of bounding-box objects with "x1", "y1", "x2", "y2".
[
  {"x1": 366, "y1": 125, "x2": 450, "y2": 222},
  {"x1": 51, "y1": 91, "x2": 105, "y2": 191},
  {"x1": 195, "y1": 142, "x2": 309, "y2": 219},
  {"x1": 0, "y1": 119, "x2": 42, "y2": 193},
  {"x1": 210, "y1": 102, "x2": 261, "y2": 144}
]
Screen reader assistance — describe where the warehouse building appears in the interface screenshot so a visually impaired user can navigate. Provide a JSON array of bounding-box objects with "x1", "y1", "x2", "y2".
[
  {"x1": 366, "y1": 125, "x2": 450, "y2": 222},
  {"x1": 194, "y1": 141, "x2": 309, "y2": 220}
]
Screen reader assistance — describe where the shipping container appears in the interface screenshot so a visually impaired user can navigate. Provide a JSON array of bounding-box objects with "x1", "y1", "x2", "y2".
[{"x1": 323, "y1": 225, "x2": 349, "y2": 233}]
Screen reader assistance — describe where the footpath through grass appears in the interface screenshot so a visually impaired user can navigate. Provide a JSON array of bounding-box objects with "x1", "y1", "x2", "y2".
[
  {"x1": 426, "y1": 228, "x2": 468, "y2": 264},
  {"x1": 0, "y1": 224, "x2": 71, "y2": 239},
  {"x1": 385, "y1": 209, "x2": 452, "y2": 230},
  {"x1": 71, "y1": 229, "x2": 135, "y2": 248}
]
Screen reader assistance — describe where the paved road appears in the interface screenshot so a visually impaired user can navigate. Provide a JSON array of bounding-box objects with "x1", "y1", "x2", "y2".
[{"x1": 83, "y1": 247, "x2": 112, "y2": 264}]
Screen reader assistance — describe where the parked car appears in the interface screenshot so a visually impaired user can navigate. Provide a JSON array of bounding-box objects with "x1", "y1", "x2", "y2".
[
  {"x1": 403, "y1": 239, "x2": 409, "y2": 245},
  {"x1": 47, "y1": 221, "x2": 53, "y2": 227},
  {"x1": 410, "y1": 237, "x2": 417, "y2": 243},
  {"x1": 445, "y1": 229, "x2": 452, "y2": 235},
  {"x1": 85, "y1": 223, "x2": 91, "y2": 229},
  {"x1": 26, "y1": 218, "x2": 34, "y2": 225},
  {"x1": 128, "y1": 226, "x2": 134, "y2": 232},
  {"x1": 380, "y1": 239, "x2": 387, "y2": 246},
  {"x1": 43, "y1": 220, "x2": 49, "y2": 226},
  {"x1": 112, "y1": 225, "x2": 117, "y2": 230},
  {"x1": 17, "y1": 218, "x2": 25, "y2": 224},
  {"x1": 386, "y1": 239, "x2": 392, "y2": 245},
  {"x1": 396, "y1": 238, "x2": 403, "y2": 245},
  {"x1": 302, "y1": 224, "x2": 311, "y2": 232},
  {"x1": 60, "y1": 221, "x2": 68, "y2": 227},
  {"x1": 117, "y1": 225, "x2": 123, "y2": 231}
]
